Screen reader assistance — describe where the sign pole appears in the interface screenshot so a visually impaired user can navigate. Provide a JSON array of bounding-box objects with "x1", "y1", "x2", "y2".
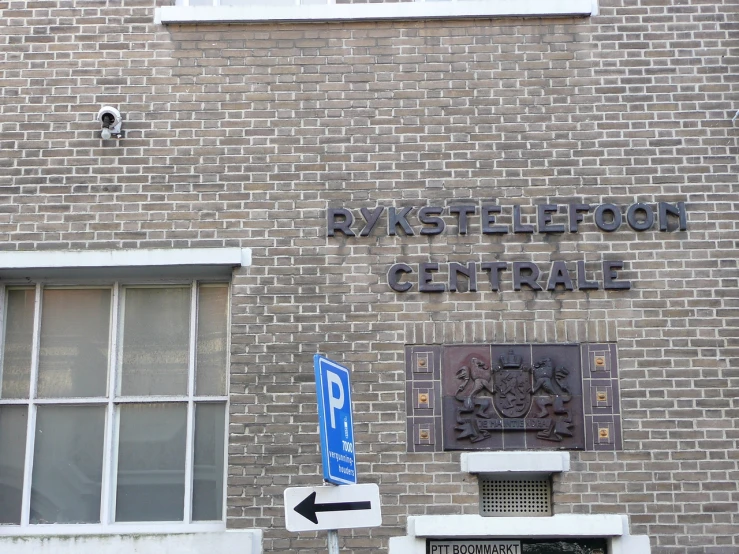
[{"x1": 327, "y1": 529, "x2": 339, "y2": 554}]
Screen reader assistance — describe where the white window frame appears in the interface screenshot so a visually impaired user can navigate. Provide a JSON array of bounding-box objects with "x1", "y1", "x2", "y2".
[
  {"x1": 0, "y1": 278, "x2": 231, "y2": 536},
  {"x1": 156, "y1": 0, "x2": 597, "y2": 24}
]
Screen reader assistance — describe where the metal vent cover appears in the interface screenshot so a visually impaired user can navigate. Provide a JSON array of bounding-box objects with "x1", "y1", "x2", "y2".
[{"x1": 479, "y1": 476, "x2": 552, "y2": 517}]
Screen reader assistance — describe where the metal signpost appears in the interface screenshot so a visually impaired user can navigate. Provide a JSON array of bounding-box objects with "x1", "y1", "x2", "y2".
[
  {"x1": 283, "y1": 355, "x2": 381, "y2": 554},
  {"x1": 314, "y1": 354, "x2": 356, "y2": 554}
]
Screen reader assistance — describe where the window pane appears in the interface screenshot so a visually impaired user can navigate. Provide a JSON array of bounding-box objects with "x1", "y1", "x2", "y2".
[
  {"x1": 1, "y1": 288, "x2": 35, "y2": 399},
  {"x1": 37, "y1": 289, "x2": 110, "y2": 398},
  {"x1": 116, "y1": 403, "x2": 187, "y2": 522},
  {"x1": 120, "y1": 288, "x2": 190, "y2": 396},
  {"x1": 196, "y1": 285, "x2": 228, "y2": 396},
  {"x1": 0, "y1": 406, "x2": 28, "y2": 524},
  {"x1": 30, "y1": 405, "x2": 105, "y2": 524},
  {"x1": 192, "y1": 402, "x2": 225, "y2": 521}
]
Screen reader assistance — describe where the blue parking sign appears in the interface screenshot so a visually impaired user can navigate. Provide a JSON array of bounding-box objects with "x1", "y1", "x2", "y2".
[{"x1": 314, "y1": 355, "x2": 357, "y2": 485}]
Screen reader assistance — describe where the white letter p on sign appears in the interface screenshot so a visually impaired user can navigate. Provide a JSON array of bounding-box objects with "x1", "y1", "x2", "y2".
[{"x1": 326, "y1": 371, "x2": 345, "y2": 429}]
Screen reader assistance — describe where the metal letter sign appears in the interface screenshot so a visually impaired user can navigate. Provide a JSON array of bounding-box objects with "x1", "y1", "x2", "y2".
[{"x1": 314, "y1": 355, "x2": 357, "y2": 485}]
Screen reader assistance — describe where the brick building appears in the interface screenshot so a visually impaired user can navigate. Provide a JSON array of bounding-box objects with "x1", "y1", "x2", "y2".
[{"x1": 0, "y1": 0, "x2": 737, "y2": 553}]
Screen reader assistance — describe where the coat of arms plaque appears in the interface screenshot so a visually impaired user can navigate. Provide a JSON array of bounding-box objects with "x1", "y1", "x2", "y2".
[
  {"x1": 441, "y1": 344, "x2": 585, "y2": 450},
  {"x1": 406, "y1": 343, "x2": 621, "y2": 452}
]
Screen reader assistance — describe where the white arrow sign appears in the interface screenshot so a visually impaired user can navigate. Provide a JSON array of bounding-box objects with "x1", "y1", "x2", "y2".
[{"x1": 284, "y1": 484, "x2": 382, "y2": 532}]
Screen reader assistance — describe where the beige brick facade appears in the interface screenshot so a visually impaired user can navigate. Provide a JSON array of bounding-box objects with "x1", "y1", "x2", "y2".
[{"x1": 0, "y1": 0, "x2": 737, "y2": 552}]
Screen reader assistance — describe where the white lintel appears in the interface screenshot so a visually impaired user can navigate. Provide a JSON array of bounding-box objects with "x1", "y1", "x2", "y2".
[
  {"x1": 408, "y1": 514, "x2": 628, "y2": 539},
  {"x1": 391, "y1": 516, "x2": 650, "y2": 554},
  {"x1": 155, "y1": 0, "x2": 594, "y2": 24},
  {"x1": 461, "y1": 451, "x2": 570, "y2": 475},
  {"x1": 0, "y1": 247, "x2": 250, "y2": 280}
]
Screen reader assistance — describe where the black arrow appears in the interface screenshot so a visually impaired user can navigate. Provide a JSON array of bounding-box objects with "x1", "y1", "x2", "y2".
[{"x1": 294, "y1": 491, "x2": 372, "y2": 524}]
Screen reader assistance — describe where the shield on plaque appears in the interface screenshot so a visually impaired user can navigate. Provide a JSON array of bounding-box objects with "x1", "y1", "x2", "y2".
[{"x1": 492, "y1": 350, "x2": 533, "y2": 418}]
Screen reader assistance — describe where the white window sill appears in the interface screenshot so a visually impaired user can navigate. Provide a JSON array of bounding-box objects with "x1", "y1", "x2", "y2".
[
  {"x1": 0, "y1": 530, "x2": 262, "y2": 554},
  {"x1": 155, "y1": 0, "x2": 596, "y2": 24},
  {"x1": 0, "y1": 522, "x2": 224, "y2": 537}
]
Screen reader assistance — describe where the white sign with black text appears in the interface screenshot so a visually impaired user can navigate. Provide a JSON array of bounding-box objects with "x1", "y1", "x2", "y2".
[
  {"x1": 284, "y1": 484, "x2": 382, "y2": 533},
  {"x1": 427, "y1": 541, "x2": 522, "y2": 554}
]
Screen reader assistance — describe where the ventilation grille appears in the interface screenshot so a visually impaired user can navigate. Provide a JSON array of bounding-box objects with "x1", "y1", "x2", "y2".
[{"x1": 479, "y1": 476, "x2": 552, "y2": 517}]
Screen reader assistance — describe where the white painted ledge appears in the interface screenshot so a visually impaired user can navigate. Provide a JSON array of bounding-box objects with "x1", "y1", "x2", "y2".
[
  {"x1": 461, "y1": 451, "x2": 570, "y2": 475},
  {"x1": 0, "y1": 247, "x2": 250, "y2": 280},
  {"x1": 391, "y1": 515, "x2": 650, "y2": 554},
  {"x1": 0, "y1": 247, "x2": 250, "y2": 269},
  {"x1": 156, "y1": 0, "x2": 594, "y2": 24},
  {"x1": 390, "y1": 530, "x2": 650, "y2": 554},
  {"x1": 408, "y1": 514, "x2": 628, "y2": 538},
  {"x1": 0, "y1": 530, "x2": 262, "y2": 554}
]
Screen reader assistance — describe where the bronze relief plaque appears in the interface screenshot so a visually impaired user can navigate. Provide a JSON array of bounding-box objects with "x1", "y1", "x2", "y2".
[{"x1": 441, "y1": 344, "x2": 584, "y2": 450}]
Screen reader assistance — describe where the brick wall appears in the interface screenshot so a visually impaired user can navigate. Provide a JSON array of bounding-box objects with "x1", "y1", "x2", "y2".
[{"x1": 1, "y1": 0, "x2": 738, "y2": 552}]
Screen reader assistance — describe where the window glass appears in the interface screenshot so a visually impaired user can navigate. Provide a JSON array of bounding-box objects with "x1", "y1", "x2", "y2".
[
  {"x1": 120, "y1": 287, "x2": 190, "y2": 396},
  {"x1": 196, "y1": 285, "x2": 229, "y2": 396},
  {"x1": 115, "y1": 403, "x2": 187, "y2": 522},
  {"x1": 1, "y1": 288, "x2": 35, "y2": 399},
  {"x1": 30, "y1": 405, "x2": 105, "y2": 524},
  {"x1": 0, "y1": 280, "x2": 227, "y2": 529},
  {"x1": 37, "y1": 289, "x2": 111, "y2": 398},
  {"x1": 0, "y1": 406, "x2": 28, "y2": 524},
  {"x1": 192, "y1": 402, "x2": 226, "y2": 521}
]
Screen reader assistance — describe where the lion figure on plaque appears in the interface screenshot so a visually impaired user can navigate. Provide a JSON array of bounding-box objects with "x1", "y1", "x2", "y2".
[
  {"x1": 453, "y1": 357, "x2": 495, "y2": 442},
  {"x1": 454, "y1": 357, "x2": 495, "y2": 417},
  {"x1": 531, "y1": 357, "x2": 574, "y2": 442}
]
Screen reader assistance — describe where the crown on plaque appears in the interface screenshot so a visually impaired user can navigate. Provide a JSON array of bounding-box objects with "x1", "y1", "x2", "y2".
[{"x1": 499, "y1": 349, "x2": 523, "y2": 368}]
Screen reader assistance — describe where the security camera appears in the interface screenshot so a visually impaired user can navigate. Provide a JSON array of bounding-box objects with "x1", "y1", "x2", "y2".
[{"x1": 97, "y1": 106, "x2": 123, "y2": 139}]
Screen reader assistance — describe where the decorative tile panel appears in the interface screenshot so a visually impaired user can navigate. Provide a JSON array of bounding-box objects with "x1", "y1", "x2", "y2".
[
  {"x1": 406, "y1": 346, "x2": 442, "y2": 453},
  {"x1": 582, "y1": 343, "x2": 622, "y2": 450}
]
